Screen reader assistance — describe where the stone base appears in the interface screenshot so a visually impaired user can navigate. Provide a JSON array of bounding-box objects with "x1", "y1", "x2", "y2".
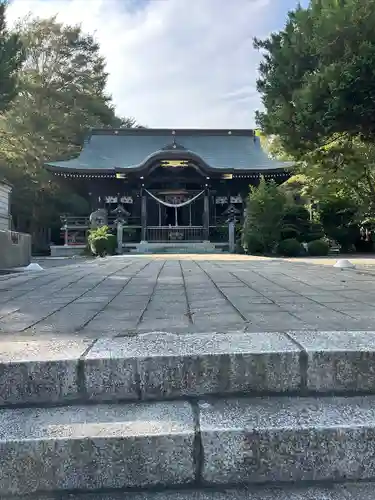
[
  {"x1": 0, "y1": 230, "x2": 31, "y2": 268},
  {"x1": 50, "y1": 245, "x2": 85, "y2": 257},
  {"x1": 51, "y1": 242, "x2": 226, "y2": 256},
  {"x1": 132, "y1": 241, "x2": 219, "y2": 253},
  {"x1": 6, "y1": 483, "x2": 375, "y2": 499}
]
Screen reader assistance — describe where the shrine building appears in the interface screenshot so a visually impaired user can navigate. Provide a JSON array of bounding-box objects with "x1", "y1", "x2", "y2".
[{"x1": 44, "y1": 128, "x2": 290, "y2": 254}]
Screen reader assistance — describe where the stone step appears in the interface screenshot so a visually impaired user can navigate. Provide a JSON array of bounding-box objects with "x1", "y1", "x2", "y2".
[
  {"x1": 6, "y1": 483, "x2": 375, "y2": 499},
  {"x1": 198, "y1": 395, "x2": 375, "y2": 485},
  {"x1": 2, "y1": 396, "x2": 375, "y2": 496},
  {"x1": 134, "y1": 243, "x2": 218, "y2": 254},
  {"x1": 1, "y1": 330, "x2": 375, "y2": 407},
  {"x1": 0, "y1": 400, "x2": 195, "y2": 496}
]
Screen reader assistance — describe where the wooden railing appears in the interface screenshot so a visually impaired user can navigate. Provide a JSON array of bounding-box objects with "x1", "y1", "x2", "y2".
[
  {"x1": 146, "y1": 226, "x2": 205, "y2": 242},
  {"x1": 60, "y1": 216, "x2": 141, "y2": 229},
  {"x1": 60, "y1": 216, "x2": 229, "y2": 244}
]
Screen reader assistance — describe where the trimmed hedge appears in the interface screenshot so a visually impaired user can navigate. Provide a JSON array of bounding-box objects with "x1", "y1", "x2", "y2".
[
  {"x1": 277, "y1": 238, "x2": 302, "y2": 257},
  {"x1": 307, "y1": 239, "x2": 329, "y2": 256}
]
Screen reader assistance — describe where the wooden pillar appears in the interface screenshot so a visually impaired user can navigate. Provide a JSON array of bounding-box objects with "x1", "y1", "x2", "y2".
[
  {"x1": 141, "y1": 189, "x2": 147, "y2": 242},
  {"x1": 203, "y1": 188, "x2": 209, "y2": 241}
]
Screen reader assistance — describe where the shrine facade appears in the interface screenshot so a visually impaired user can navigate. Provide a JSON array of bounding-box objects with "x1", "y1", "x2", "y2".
[{"x1": 44, "y1": 128, "x2": 290, "y2": 252}]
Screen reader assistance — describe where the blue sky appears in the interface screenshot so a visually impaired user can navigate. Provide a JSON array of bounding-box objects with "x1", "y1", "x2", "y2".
[{"x1": 8, "y1": 0, "x2": 309, "y2": 128}]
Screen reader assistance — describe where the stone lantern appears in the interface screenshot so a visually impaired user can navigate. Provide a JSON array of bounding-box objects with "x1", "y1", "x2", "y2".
[{"x1": 111, "y1": 203, "x2": 130, "y2": 254}]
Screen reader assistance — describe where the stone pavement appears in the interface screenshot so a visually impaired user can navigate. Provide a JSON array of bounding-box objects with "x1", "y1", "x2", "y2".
[{"x1": 1, "y1": 254, "x2": 375, "y2": 338}]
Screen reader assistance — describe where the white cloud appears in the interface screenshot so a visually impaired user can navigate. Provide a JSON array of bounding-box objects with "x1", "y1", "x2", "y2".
[{"x1": 7, "y1": 0, "x2": 274, "y2": 128}]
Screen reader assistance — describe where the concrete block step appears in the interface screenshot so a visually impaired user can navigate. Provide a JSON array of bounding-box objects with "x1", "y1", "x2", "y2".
[
  {"x1": 0, "y1": 401, "x2": 195, "y2": 496},
  {"x1": 2, "y1": 330, "x2": 375, "y2": 407},
  {"x1": 199, "y1": 395, "x2": 375, "y2": 485},
  {"x1": 2, "y1": 396, "x2": 375, "y2": 496},
  {"x1": 5, "y1": 483, "x2": 375, "y2": 499}
]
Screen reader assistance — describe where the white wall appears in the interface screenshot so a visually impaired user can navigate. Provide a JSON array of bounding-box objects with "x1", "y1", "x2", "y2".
[{"x1": 0, "y1": 183, "x2": 11, "y2": 232}]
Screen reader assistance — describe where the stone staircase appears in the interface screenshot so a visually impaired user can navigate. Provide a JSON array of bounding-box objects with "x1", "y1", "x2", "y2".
[
  {"x1": 3, "y1": 330, "x2": 375, "y2": 499},
  {"x1": 133, "y1": 242, "x2": 219, "y2": 254}
]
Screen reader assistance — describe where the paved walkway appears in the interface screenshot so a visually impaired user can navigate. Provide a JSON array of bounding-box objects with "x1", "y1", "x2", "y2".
[{"x1": 1, "y1": 255, "x2": 375, "y2": 339}]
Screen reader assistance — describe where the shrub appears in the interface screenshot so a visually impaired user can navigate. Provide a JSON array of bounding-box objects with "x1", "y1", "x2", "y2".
[
  {"x1": 106, "y1": 234, "x2": 117, "y2": 254},
  {"x1": 281, "y1": 224, "x2": 299, "y2": 240},
  {"x1": 281, "y1": 205, "x2": 311, "y2": 242},
  {"x1": 245, "y1": 235, "x2": 266, "y2": 254},
  {"x1": 305, "y1": 222, "x2": 325, "y2": 243},
  {"x1": 277, "y1": 238, "x2": 302, "y2": 257},
  {"x1": 90, "y1": 236, "x2": 108, "y2": 257},
  {"x1": 317, "y1": 198, "x2": 359, "y2": 252},
  {"x1": 87, "y1": 225, "x2": 116, "y2": 257},
  {"x1": 307, "y1": 239, "x2": 329, "y2": 256},
  {"x1": 242, "y1": 177, "x2": 286, "y2": 254}
]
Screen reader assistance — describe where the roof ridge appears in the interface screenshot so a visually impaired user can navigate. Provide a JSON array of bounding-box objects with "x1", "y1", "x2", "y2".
[{"x1": 89, "y1": 128, "x2": 256, "y2": 137}]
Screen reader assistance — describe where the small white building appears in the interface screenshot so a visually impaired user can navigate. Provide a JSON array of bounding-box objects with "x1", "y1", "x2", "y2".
[{"x1": 0, "y1": 179, "x2": 11, "y2": 231}]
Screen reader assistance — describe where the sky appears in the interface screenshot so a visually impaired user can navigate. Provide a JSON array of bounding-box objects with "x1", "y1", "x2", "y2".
[{"x1": 7, "y1": 0, "x2": 308, "y2": 129}]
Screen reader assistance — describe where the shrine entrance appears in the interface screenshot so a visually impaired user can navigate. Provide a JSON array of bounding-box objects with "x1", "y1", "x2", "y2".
[{"x1": 143, "y1": 188, "x2": 208, "y2": 242}]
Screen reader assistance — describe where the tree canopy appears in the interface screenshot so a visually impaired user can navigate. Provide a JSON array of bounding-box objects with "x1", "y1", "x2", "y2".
[
  {"x1": 255, "y1": 0, "x2": 375, "y2": 217},
  {"x1": 0, "y1": 1, "x2": 24, "y2": 112},
  {"x1": 254, "y1": 0, "x2": 375, "y2": 157},
  {"x1": 0, "y1": 15, "x2": 136, "y2": 247}
]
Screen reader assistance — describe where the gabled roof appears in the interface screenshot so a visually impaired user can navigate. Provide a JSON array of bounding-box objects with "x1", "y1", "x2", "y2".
[
  {"x1": 0, "y1": 178, "x2": 12, "y2": 190},
  {"x1": 45, "y1": 128, "x2": 291, "y2": 174}
]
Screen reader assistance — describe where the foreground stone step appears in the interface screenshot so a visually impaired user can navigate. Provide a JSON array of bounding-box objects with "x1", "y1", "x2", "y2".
[
  {"x1": 0, "y1": 338, "x2": 91, "y2": 406},
  {"x1": 200, "y1": 395, "x2": 375, "y2": 485},
  {"x1": 7, "y1": 483, "x2": 374, "y2": 499},
  {"x1": 0, "y1": 401, "x2": 195, "y2": 496},
  {"x1": 2, "y1": 330, "x2": 375, "y2": 406},
  {"x1": 3, "y1": 396, "x2": 375, "y2": 496},
  {"x1": 84, "y1": 331, "x2": 301, "y2": 401}
]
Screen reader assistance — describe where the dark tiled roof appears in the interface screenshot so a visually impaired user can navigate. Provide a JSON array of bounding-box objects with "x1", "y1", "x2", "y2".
[
  {"x1": 45, "y1": 128, "x2": 291, "y2": 173},
  {"x1": 0, "y1": 178, "x2": 12, "y2": 188}
]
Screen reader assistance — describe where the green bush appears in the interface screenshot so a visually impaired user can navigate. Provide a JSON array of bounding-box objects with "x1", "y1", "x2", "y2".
[
  {"x1": 281, "y1": 205, "x2": 311, "y2": 242},
  {"x1": 106, "y1": 234, "x2": 117, "y2": 254},
  {"x1": 307, "y1": 239, "x2": 329, "y2": 256},
  {"x1": 88, "y1": 225, "x2": 116, "y2": 257},
  {"x1": 281, "y1": 224, "x2": 299, "y2": 240},
  {"x1": 242, "y1": 177, "x2": 286, "y2": 254},
  {"x1": 277, "y1": 238, "x2": 302, "y2": 257},
  {"x1": 245, "y1": 235, "x2": 266, "y2": 254},
  {"x1": 305, "y1": 222, "x2": 325, "y2": 242},
  {"x1": 317, "y1": 198, "x2": 359, "y2": 252},
  {"x1": 90, "y1": 236, "x2": 108, "y2": 257}
]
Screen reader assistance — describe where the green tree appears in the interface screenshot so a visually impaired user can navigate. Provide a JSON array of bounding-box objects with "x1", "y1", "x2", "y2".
[
  {"x1": 254, "y1": 1, "x2": 375, "y2": 216},
  {"x1": 242, "y1": 177, "x2": 286, "y2": 254},
  {"x1": 302, "y1": 136, "x2": 375, "y2": 214},
  {"x1": 281, "y1": 204, "x2": 311, "y2": 241},
  {"x1": 254, "y1": 0, "x2": 375, "y2": 156},
  {"x1": 317, "y1": 197, "x2": 360, "y2": 252},
  {"x1": 0, "y1": 16, "x2": 135, "y2": 245},
  {"x1": 0, "y1": 1, "x2": 24, "y2": 111}
]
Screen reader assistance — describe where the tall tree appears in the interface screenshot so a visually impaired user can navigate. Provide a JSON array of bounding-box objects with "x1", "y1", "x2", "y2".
[
  {"x1": 254, "y1": 0, "x2": 375, "y2": 216},
  {"x1": 0, "y1": 1, "x2": 24, "y2": 112},
  {"x1": 254, "y1": 0, "x2": 375, "y2": 157},
  {"x1": 0, "y1": 16, "x2": 135, "y2": 242}
]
